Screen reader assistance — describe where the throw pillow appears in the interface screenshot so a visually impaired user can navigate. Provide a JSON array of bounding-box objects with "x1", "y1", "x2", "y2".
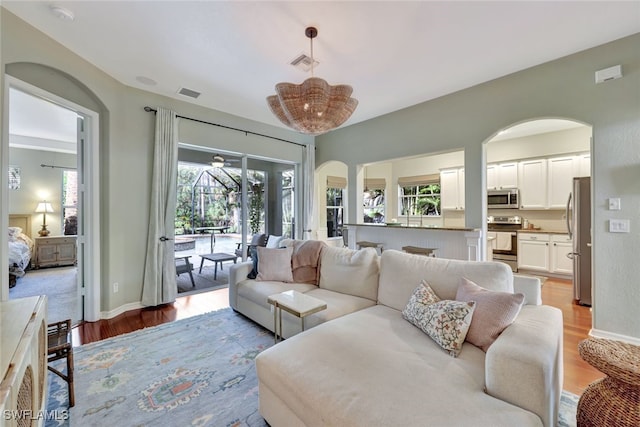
[
  {"x1": 266, "y1": 235, "x2": 285, "y2": 249},
  {"x1": 256, "y1": 246, "x2": 294, "y2": 282},
  {"x1": 455, "y1": 277, "x2": 525, "y2": 352},
  {"x1": 403, "y1": 281, "x2": 475, "y2": 357},
  {"x1": 247, "y1": 245, "x2": 259, "y2": 279}
]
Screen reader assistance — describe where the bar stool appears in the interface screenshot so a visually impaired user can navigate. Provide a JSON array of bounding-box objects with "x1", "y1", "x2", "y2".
[
  {"x1": 47, "y1": 319, "x2": 75, "y2": 407},
  {"x1": 402, "y1": 246, "x2": 438, "y2": 257},
  {"x1": 356, "y1": 241, "x2": 384, "y2": 254}
]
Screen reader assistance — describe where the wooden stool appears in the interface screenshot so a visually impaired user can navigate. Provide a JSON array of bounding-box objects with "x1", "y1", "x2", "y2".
[
  {"x1": 577, "y1": 337, "x2": 640, "y2": 427},
  {"x1": 47, "y1": 319, "x2": 75, "y2": 407},
  {"x1": 402, "y1": 246, "x2": 438, "y2": 257},
  {"x1": 356, "y1": 241, "x2": 383, "y2": 254}
]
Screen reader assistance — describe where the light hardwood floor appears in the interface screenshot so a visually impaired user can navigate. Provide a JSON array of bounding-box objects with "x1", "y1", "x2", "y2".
[{"x1": 72, "y1": 278, "x2": 604, "y2": 395}]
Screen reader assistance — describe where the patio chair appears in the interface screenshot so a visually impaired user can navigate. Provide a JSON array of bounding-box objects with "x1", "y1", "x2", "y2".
[{"x1": 235, "y1": 233, "x2": 267, "y2": 259}]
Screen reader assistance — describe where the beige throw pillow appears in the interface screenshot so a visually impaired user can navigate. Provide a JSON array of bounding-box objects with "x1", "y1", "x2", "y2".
[
  {"x1": 256, "y1": 246, "x2": 294, "y2": 282},
  {"x1": 455, "y1": 277, "x2": 525, "y2": 351}
]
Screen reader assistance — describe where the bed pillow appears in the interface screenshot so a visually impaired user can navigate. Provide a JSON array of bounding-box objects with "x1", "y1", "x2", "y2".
[
  {"x1": 256, "y1": 246, "x2": 294, "y2": 282},
  {"x1": 455, "y1": 277, "x2": 525, "y2": 351},
  {"x1": 402, "y1": 280, "x2": 475, "y2": 357},
  {"x1": 8, "y1": 227, "x2": 22, "y2": 241}
]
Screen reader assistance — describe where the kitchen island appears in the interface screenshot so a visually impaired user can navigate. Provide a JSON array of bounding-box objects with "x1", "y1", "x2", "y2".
[{"x1": 344, "y1": 223, "x2": 483, "y2": 261}]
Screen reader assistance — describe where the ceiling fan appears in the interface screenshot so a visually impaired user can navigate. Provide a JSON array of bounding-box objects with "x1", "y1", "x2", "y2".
[{"x1": 210, "y1": 154, "x2": 239, "y2": 168}]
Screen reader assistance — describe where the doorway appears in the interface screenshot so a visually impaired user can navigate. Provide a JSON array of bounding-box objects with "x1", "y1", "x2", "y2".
[
  {"x1": 4, "y1": 77, "x2": 101, "y2": 323},
  {"x1": 484, "y1": 118, "x2": 592, "y2": 302}
]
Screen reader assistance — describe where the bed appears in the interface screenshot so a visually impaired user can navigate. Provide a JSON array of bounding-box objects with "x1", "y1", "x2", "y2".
[{"x1": 8, "y1": 214, "x2": 34, "y2": 288}]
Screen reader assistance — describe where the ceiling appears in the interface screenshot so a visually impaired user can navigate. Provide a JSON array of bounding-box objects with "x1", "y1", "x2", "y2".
[{"x1": 3, "y1": 1, "x2": 639, "y2": 135}]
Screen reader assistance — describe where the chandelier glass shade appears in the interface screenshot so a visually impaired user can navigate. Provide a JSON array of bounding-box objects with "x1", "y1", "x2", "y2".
[{"x1": 267, "y1": 27, "x2": 358, "y2": 136}]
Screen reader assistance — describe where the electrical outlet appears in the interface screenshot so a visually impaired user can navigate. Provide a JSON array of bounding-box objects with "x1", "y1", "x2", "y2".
[
  {"x1": 113, "y1": 282, "x2": 119, "y2": 293},
  {"x1": 609, "y1": 219, "x2": 630, "y2": 233},
  {"x1": 608, "y1": 198, "x2": 621, "y2": 210}
]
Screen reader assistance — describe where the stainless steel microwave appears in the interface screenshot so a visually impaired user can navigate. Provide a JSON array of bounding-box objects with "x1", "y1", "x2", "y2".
[{"x1": 488, "y1": 189, "x2": 519, "y2": 209}]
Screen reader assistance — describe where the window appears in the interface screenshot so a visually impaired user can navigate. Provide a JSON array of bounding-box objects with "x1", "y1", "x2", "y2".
[
  {"x1": 399, "y1": 183, "x2": 441, "y2": 217},
  {"x1": 363, "y1": 189, "x2": 385, "y2": 223},
  {"x1": 62, "y1": 170, "x2": 78, "y2": 234},
  {"x1": 282, "y1": 170, "x2": 295, "y2": 238}
]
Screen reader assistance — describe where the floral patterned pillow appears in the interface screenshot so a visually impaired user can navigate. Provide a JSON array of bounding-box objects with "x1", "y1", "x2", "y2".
[{"x1": 402, "y1": 280, "x2": 476, "y2": 357}]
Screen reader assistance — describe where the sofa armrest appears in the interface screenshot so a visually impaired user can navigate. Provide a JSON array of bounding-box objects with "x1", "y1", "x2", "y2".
[
  {"x1": 485, "y1": 305, "x2": 563, "y2": 427},
  {"x1": 228, "y1": 261, "x2": 253, "y2": 310},
  {"x1": 513, "y1": 274, "x2": 542, "y2": 305}
]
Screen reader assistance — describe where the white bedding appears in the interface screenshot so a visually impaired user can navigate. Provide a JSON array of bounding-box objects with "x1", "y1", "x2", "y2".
[{"x1": 8, "y1": 227, "x2": 34, "y2": 277}]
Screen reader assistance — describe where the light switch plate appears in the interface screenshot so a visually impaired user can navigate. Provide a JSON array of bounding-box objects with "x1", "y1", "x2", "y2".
[
  {"x1": 608, "y1": 198, "x2": 621, "y2": 210},
  {"x1": 609, "y1": 219, "x2": 630, "y2": 233}
]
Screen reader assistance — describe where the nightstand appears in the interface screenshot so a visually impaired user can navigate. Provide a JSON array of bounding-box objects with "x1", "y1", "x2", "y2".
[{"x1": 35, "y1": 235, "x2": 77, "y2": 268}]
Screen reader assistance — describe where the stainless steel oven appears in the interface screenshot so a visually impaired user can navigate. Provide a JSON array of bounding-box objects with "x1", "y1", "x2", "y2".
[
  {"x1": 487, "y1": 216, "x2": 522, "y2": 272},
  {"x1": 488, "y1": 189, "x2": 519, "y2": 209}
]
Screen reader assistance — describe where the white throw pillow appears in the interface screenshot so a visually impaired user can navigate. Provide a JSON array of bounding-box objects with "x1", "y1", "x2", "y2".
[
  {"x1": 318, "y1": 246, "x2": 379, "y2": 301},
  {"x1": 266, "y1": 235, "x2": 285, "y2": 249},
  {"x1": 256, "y1": 246, "x2": 294, "y2": 282}
]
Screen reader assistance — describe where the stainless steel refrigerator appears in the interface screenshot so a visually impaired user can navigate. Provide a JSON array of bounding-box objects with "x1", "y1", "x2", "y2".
[{"x1": 566, "y1": 177, "x2": 592, "y2": 306}]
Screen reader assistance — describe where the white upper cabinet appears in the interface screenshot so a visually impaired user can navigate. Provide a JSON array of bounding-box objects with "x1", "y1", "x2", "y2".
[
  {"x1": 547, "y1": 156, "x2": 576, "y2": 208},
  {"x1": 441, "y1": 168, "x2": 464, "y2": 211},
  {"x1": 487, "y1": 162, "x2": 518, "y2": 190},
  {"x1": 578, "y1": 153, "x2": 591, "y2": 177},
  {"x1": 518, "y1": 159, "x2": 547, "y2": 209}
]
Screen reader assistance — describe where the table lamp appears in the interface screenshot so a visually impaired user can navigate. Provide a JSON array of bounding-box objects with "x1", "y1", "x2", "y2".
[{"x1": 35, "y1": 201, "x2": 54, "y2": 237}]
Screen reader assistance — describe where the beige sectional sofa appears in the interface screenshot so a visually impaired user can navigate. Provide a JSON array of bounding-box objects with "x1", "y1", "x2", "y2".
[{"x1": 228, "y1": 244, "x2": 563, "y2": 427}]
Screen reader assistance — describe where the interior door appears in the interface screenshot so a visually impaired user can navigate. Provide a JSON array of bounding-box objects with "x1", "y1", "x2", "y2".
[{"x1": 75, "y1": 116, "x2": 86, "y2": 322}]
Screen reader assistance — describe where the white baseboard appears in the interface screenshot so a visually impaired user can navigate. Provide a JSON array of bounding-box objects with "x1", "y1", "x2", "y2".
[
  {"x1": 590, "y1": 328, "x2": 640, "y2": 346},
  {"x1": 101, "y1": 301, "x2": 145, "y2": 320}
]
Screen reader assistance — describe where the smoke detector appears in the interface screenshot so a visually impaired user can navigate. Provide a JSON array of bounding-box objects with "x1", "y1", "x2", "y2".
[{"x1": 50, "y1": 5, "x2": 75, "y2": 21}]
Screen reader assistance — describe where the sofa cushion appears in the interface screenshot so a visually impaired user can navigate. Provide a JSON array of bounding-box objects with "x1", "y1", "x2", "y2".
[
  {"x1": 266, "y1": 235, "x2": 285, "y2": 248},
  {"x1": 256, "y1": 305, "x2": 542, "y2": 427},
  {"x1": 318, "y1": 246, "x2": 379, "y2": 301},
  {"x1": 256, "y1": 246, "x2": 294, "y2": 282},
  {"x1": 302, "y1": 288, "x2": 376, "y2": 329},
  {"x1": 402, "y1": 281, "x2": 476, "y2": 357},
  {"x1": 237, "y1": 280, "x2": 317, "y2": 310},
  {"x1": 456, "y1": 277, "x2": 525, "y2": 352},
  {"x1": 379, "y1": 250, "x2": 514, "y2": 312}
]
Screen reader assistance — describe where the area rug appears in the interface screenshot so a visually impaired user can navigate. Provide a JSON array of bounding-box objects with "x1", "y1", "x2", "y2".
[
  {"x1": 47, "y1": 308, "x2": 271, "y2": 427},
  {"x1": 46, "y1": 308, "x2": 579, "y2": 426},
  {"x1": 177, "y1": 264, "x2": 231, "y2": 296},
  {"x1": 9, "y1": 266, "x2": 78, "y2": 324}
]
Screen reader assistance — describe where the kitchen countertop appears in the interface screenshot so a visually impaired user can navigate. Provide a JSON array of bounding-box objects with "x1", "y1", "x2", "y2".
[
  {"x1": 344, "y1": 223, "x2": 479, "y2": 232},
  {"x1": 517, "y1": 229, "x2": 569, "y2": 235}
]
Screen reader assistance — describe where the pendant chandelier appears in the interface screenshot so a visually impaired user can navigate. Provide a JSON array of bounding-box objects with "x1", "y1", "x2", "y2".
[{"x1": 267, "y1": 27, "x2": 358, "y2": 136}]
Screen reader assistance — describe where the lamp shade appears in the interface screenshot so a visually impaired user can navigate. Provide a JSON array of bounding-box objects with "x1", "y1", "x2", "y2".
[{"x1": 35, "y1": 202, "x2": 54, "y2": 213}]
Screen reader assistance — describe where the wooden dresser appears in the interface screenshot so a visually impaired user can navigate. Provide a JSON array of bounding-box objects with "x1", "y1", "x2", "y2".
[
  {"x1": 34, "y1": 236, "x2": 77, "y2": 269},
  {"x1": 0, "y1": 296, "x2": 48, "y2": 427}
]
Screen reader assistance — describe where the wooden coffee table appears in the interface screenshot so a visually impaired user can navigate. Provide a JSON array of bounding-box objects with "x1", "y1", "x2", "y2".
[
  {"x1": 267, "y1": 290, "x2": 327, "y2": 343},
  {"x1": 198, "y1": 253, "x2": 237, "y2": 280}
]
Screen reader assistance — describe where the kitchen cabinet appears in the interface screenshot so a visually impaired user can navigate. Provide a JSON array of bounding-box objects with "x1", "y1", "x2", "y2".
[
  {"x1": 517, "y1": 233, "x2": 550, "y2": 271},
  {"x1": 550, "y1": 234, "x2": 573, "y2": 274},
  {"x1": 440, "y1": 168, "x2": 464, "y2": 210},
  {"x1": 577, "y1": 152, "x2": 591, "y2": 177},
  {"x1": 518, "y1": 159, "x2": 547, "y2": 209},
  {"x1": 35, "y1": 235, "x2": 77, "y2": 268},
  {"x1": 487, "y1": 162, "x2": 518, "y2": 190},
  {"x1": 518, "y1": 232, "x2": 573, "y2": 276},
  {"x1": 547, "y1": 156, "x2": 576, "y2": 208}
]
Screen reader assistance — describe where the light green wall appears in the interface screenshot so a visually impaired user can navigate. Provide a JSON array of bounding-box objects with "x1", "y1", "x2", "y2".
[
  {"x1": 8, "y1": 147, "x2": 76, "y2": 236},
  {"x1": 1, "y1": 9, "x2": 310, "y2": 313},
  {"x1": 317, "y1": 33, "x2": 640, "y2": 341}
]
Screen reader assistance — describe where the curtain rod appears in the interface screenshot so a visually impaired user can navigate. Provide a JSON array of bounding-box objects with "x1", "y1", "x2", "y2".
[
  {"x1": 41, "y1": 164, "x2": 77, "y2": 170},
  {"x1": 143, "y1": 106, "x2": 308, "y2": 148}
]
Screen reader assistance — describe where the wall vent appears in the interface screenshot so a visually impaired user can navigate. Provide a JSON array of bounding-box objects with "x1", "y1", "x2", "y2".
[
  {"x1": 177, "y1": 87, "x2": 201, "y2": 98},
  {"x1": 290, "y1": 53, "x2": 319, "y2": 72}
]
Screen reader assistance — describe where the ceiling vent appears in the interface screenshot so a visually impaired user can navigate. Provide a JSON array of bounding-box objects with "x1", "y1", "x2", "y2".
[
  {"x1": 290, "y1": 53, "x2": 319, "y2": 73},
  {"x1": 177, "y1": 87, "x2": 201, "y2": 99}
]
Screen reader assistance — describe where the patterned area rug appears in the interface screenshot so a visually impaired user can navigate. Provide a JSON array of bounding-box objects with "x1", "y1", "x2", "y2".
[
  {"x1": 47, "y1": 308, "x2": 579, "y2": 426},
  {"x1": 47, "y1": 309, "x2": 271, "y2": 427}
]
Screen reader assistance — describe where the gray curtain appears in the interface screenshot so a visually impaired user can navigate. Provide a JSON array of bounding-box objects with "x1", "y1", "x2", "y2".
[{"x1": 142, "y1": 107, "x2": 178, "y2": 306}]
